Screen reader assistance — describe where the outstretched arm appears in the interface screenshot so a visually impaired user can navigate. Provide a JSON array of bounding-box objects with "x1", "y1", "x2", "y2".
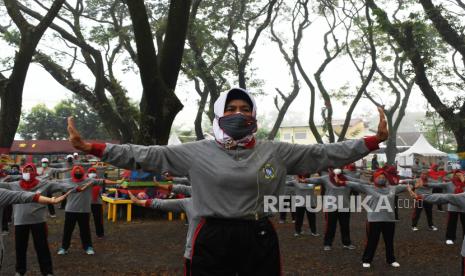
[
  {"x1": 422, "y1": 193, "x2": 465, "y2": 207},
  {"x1": 0, "y1": 188, "x2": 36, "y2": 207},
  {"x1": 154, "y1": 182, "x2": 191, "y2": 196},
  {"x1": 0, "y1": 181, "x2": 15, "y2": 189},
  {"x1": 303, "y1": 176, "x2": 325, "y2": 185},
  {"x1": 277, "y1": 108, "x2": 387, "y2": 175},
  {"x1": 37, "y1": 190, "x2": 71, "y2": 204},
  {"x1": 345, "y1": 181, "x2": 369, "y2": 194},
  {"x1": 68, "y1": 117, "x2": 193, "y2": 177},
  {"x1": 345, "y1": 175, "x2": 370, "y2": 185},
  {"x1": 128, "y1": 191, "x2": 187, "y2": 212}
]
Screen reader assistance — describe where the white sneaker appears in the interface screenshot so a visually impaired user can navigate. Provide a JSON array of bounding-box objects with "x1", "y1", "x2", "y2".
[
  {"x1": 362, "y1": 263, "x2": 371, "y2": 268},
  {"x1": 429, "y1": 226, "x2": 438, "y2": 231},
  {"x1": 446, "y1": 240, "x2": 454, "y2": 245},
  {"x1": 343, "y1": 244, "x2": 356, "y2": 250},
  {"x1": 390, "y1": 262, "x2": 400, "y2": 267},
  {"x1": 310, "y1": 232, "x2": 320, "y2": 237},
  {"x1": 85, "y1": 247, "x2": 95, "y2": 255},
  {"x1": 323, "y1": 246, "x2": 331, "y2": 251},
  {"x1": 57, "y1": 248, "x2": 68, "y2": 255},
  {"x1": 412, "y1": 227, "x2": 419, "y2": 231}
]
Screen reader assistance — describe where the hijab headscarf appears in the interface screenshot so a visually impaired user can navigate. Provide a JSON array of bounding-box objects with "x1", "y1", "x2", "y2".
[
  {"x1": 213, "y1": 88, "x2": 257, "y2": 149},
  {"x1": 19, "y1": 163, "x2": 39, "y2": 190},
  {"x1": 71, "y1": 165, "x2": 86, "y2": 183}
]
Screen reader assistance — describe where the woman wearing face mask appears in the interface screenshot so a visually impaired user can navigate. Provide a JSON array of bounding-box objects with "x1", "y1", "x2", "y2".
[
  {"x1": 87, "y1": 167, "x2": 117, "y2": 239},
  {"x1": 408, "y1": 181, "x2": 465, "y2": 274},
  {"x1": 345, "y1": 169, "x2": 411, "y2": 268},
  {"x1": 304, "y1": 168, "x2": 356, "y2": 251},
  {"x1": 0, "y1": 188, "x2": 69, "y2": 273},
  {"x1": 67, "y1": 87, "x2": 388, "y2": 275},
  {"x1": 57, "y1": 166, "x2": 114, "y2": 255},
  {"x1": 427, "y1": 170, "x2": 465, "y2": 245},
  {"x1": 38, "y1": 157, "x2": 72, "y2": 218},
  {"x1": 0, "y1": 164, "x2": 77, "y2": 276},
  {"x1": 411, "y1": 170, "x2": 445, "y2": 231}
]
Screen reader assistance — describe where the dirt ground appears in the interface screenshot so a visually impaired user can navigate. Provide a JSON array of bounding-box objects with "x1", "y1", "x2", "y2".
[{"x1": 2, "y1": 195, "x2": 462, "y2": 275}]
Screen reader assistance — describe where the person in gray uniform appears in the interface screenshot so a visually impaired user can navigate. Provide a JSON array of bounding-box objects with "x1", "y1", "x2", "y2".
[
  {"x1": 0, "y1": 188, "x2": 69, "y2": 274},
  {"x1": 411, "y1": 170, "x2": 445, "y2": 231},
  {"x1": 88, "y1": 167, "x2": 106, "y2": 239},
  {"x1": 346, "y1": 168, "x2": 410, "y2": 269},
  {"x1": 57, "y1": 165, "x2": 112, "y2": 256},
  {"x1": 37, "y1": 157, "x2": 71, "y2": 218},
  {"x1": 292, "y1": 175, "x2": 318, "y2": 237},
  {"x1": 0, "y1": 163, "x2": 76, "y2": 276},
  {"x1": 408, "y1": 184, "x2": 465, "y2": 274},
  {"x1": 424, "y1": 170, "x2": 465, "y2": 245},
  {"x1": 129, "y1": 184, "x2": 198, "y2": 275},
  {"x1": 67, "y1": 87, "x2": 388, "y2": 275},
  {"x1": 304, "y1": 169, "x2": 356, "y2": 250}
]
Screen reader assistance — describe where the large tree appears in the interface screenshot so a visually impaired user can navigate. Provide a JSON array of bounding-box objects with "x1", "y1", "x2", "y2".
[
  {"x1": 366, "y1": 0, "x2": 465, "y2": 164},
  {"x1": 266, "y1": 0, "x2": 308, "y2": 140},
  {"x1": 0, "y1": 0, "x2": 65, "y2": 153},
  {"x1": 2, "y1": 0, "x2": 191, "y2": 145},
  {"x1": 293, "y1": 1, "x2": 377, "y2": 144},
  {"x1": 341, "y1": 1, "x2": 414, "y2": 164},
  {"x1": 124, "y1": 0, "x2": 191, "y2": 145}
]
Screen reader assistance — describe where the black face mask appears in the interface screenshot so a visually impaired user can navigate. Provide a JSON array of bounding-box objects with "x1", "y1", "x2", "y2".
[
  {"x1": 74, "y1": 173, "x2": 83, "y2": 179},
  {"x1": 67, "y1": 158, "x2": 74, "y2": 163},
  {"x1": 219, "y1": 113, "x2": 257, "y2": 140}
]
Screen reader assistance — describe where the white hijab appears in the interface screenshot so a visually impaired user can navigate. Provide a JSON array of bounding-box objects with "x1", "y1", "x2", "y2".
[{"x1": 212, "y1": 88, "x2": 257, "y2": 148}]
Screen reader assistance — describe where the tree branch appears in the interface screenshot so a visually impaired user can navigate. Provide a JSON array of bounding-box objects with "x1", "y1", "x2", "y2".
[
  {"x1": 419, "y1": 0, "x2": 465, "y2": 66},
  {"x1": 4, "y1": 0, "x2": 31, "y2": 34}
]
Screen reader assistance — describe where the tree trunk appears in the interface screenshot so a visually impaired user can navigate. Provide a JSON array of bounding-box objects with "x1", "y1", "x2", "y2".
[
  {"x1": 0, "y1": 0, "x2": 65, "y2": 152},
  {"x1": 126, "y1": 0, "x2": 190, "y2": 145},
  {"x1": 0, "y1": 42, "x2": 34, "y2": 151},
  {"x1": 194, "y1": 92, "x2": 209, "y2": 140},
  {"x1": 385, "y1": 132, "x2": 398, "y2": 165},
  {"x1": 454, "y1": 129, "x2": 465, "y2": 169}
]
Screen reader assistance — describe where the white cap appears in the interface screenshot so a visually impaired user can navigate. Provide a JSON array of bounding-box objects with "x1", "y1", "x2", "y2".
[
  {"x1": 66, "y1": 154, "x2": 74, "y2": 159},
  {"x1": 41, "y1": 158, "x2": 49, "y2": 163},
  {"x1": 333, "y1": 168, "x2": 342, "y2": 175},
  {"x1": 73, "y1": 152, "x2": 79, "y2": 156}
]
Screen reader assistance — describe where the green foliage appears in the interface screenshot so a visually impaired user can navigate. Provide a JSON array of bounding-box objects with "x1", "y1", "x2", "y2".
[
  {"x1": 18, "y1": 97, "x2": 113, "y2": 140},
  {"x1": 420, "y1": 107, "x2": 457, "y2": 153},
  {"x1": 183, "y1": 0, "x2": 266, "y2": 91},
  {"x1": 255, "y1": 127, "x2": 271, "y2": 140}
]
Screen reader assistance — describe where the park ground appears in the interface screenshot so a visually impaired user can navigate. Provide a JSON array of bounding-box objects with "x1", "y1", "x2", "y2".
[{"x1": 2, "y1": 194, "x2": 462, "y2": 275}]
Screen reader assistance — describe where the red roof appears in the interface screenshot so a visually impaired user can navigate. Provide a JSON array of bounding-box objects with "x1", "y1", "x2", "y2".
[{"x1": 9, "y1": 140, "x2": 119, "y2": 155}]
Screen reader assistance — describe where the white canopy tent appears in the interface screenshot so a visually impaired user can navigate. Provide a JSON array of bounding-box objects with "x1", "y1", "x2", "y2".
[{"x1": 396, "y1": 134, "x2": 448, "y2": 177}]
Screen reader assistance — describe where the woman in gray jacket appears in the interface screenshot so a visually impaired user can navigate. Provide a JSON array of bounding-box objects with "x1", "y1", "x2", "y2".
[
  {"x1": 0, "y1": 163, "x2": 76, "y2": 276},
  {"x1": 346, "y1": 169, "x2": 410, "y2": 269},
  {"x1": 0, "y1": 185, "x2": 69, "y2": 274},
  {"x1": 408, "y1": 179, "x2": 465, "y2": 275},
  {"x1": 67, "y1": 87, "x2": 388, "y2": 275}
]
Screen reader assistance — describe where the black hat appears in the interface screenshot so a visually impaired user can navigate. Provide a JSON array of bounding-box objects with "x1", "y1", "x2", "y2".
[{"x1": 225, "y1": 88, "x2": 254, "y2": 109}]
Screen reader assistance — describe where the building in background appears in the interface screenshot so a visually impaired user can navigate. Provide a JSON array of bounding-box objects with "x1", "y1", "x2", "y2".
[{"x1": 278, "y1": 118, "x2": 373, "y2": 144}]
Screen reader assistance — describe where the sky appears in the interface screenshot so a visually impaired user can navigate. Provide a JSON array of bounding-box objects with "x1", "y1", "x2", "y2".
[{"x1": 4, "y1": 3, "x2": 431, "y2": 135}]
